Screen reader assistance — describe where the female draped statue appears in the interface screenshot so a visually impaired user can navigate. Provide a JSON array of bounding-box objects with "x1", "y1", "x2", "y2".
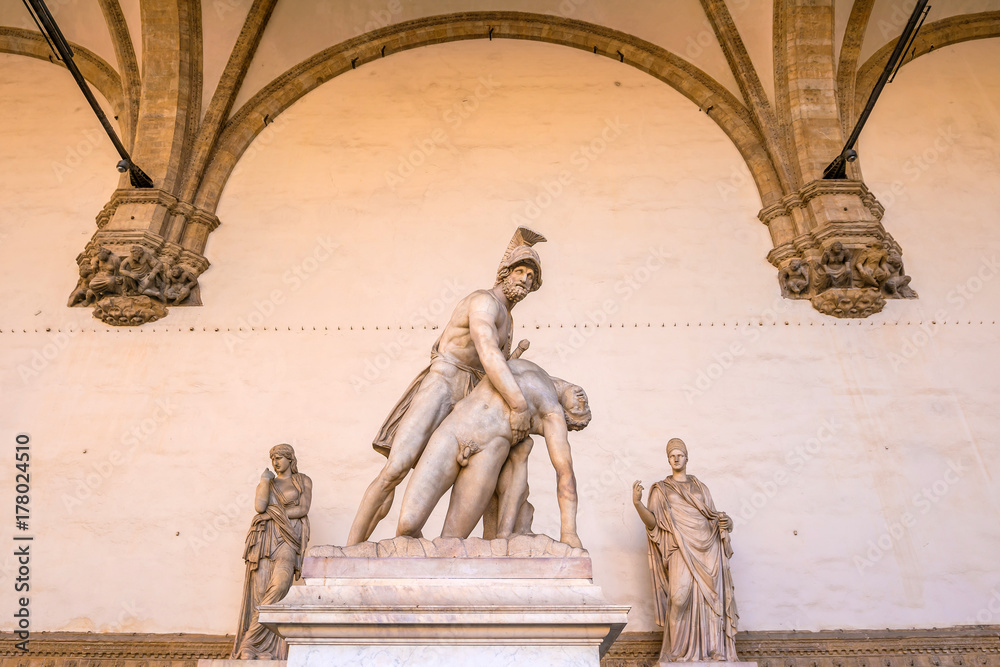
[
  {"x1": 232, "y1": 444, "x2": 312, "y2": 660},
  {"x1": 632, "y1": 438, "x2": 740, "y2": 662}
]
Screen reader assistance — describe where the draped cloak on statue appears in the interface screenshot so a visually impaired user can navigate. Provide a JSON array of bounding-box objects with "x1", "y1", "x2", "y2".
[
  {"x1": 645, "y1": 476, "x2": 739, "y2": 662},
  {"x1": 231, "y1": 473, "x2": 310, "y2": 660}
]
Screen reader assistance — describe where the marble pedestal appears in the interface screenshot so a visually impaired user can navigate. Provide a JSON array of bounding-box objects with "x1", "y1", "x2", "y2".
[{"x1": 258, "y1": 535, "x2": 630, "y2": 667}]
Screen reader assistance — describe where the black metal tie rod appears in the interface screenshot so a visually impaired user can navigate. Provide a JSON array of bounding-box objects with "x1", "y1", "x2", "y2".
[
  {"x1": 22, "y1": 0, "x2": 154, "y2": 188},
  {"x1": 823, "y1": 0, "x2": 931, "y2": 180}
]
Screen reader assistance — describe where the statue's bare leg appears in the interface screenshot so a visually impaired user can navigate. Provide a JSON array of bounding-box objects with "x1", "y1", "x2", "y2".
[
  {"x1": 441, "y1": 436, "x2": 511, "y2": 539},
  {"x1": 495, "y1": 436, "x2": 533, "y2": 537},
  {"x1": 347, "y1": 371, "x2": 457, "y2": 545},
  {"x1": 396, "y1": 428, "x2": 462, "y2": 537}
]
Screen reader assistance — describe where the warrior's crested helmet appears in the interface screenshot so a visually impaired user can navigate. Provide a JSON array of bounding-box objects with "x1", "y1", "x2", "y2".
[{"x1": 496, "y1": 227, "x2": 546, "y2": 292}]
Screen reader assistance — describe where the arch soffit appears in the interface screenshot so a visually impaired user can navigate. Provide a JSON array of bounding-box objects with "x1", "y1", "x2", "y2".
[
  {"x1": 196, "y1": 11, "x2": 783, "y2": 213},
  {"x1": 854, "y1": 12, "x2": 1000, "y2": 123},
  {"x1": 0, "y1": 27, "x2": 125, "y2": 121}
]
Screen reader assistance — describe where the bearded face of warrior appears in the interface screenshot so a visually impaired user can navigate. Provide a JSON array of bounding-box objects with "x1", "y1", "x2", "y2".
[{"x1": 499, "y1": 262, "x2": 536, "y2": 304}]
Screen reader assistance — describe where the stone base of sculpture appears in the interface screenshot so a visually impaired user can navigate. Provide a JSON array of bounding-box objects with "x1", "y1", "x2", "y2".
[
  {"x1": 256, "y1": 535, "x2": 629, "y2": 667},
  {"x1": 197, "y1": 661, "x2": 285, "y2": 666}
]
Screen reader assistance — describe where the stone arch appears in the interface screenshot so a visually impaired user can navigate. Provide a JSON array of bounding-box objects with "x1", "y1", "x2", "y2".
[
  {"x1": 854, "y1": 12, "x2": 1000, "y2": 123},
  {"x1": 0, "y1": 27, "x2": 125, "y2": 124},
  {"x1": 194, "y1": 11, "x2": 784, "y2": 214}
]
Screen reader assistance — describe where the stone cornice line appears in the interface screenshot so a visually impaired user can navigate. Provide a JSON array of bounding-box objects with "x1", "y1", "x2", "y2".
[
  {"x1": 178, "y1": 0, "x2": 278, "y2": 204},
  {"x1": 0, "y1": 27, "x2": 125, "y2": 121},
  {"x1": 758, "y1": 180, "x2": 884, "y2": 226},
  {"x1": 854, "y1": 11, "x2": 1000, "y2": 127},
  {"x1": 3, "y1": 628, "x2": 999, "y2": 663},
  {"x1": 194, "y1": 10, "x2": 784, "y2": 213},
  {"x1": 699, "y1": 0, "x2": 793, "y2": 193},
  {"x1": 93, "y1": 188, "x2": 219, "y2": 236},
  {"x1": 97, "y1": 0, "x2": 141, "y2": 149}
]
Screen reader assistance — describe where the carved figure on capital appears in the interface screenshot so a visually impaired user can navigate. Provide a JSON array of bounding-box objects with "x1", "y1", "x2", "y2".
[
  {"x1": 163, "y1": 264, "x2": 200, "y2": 305},
  {"x1": 120, "y1": 245, "x2": 166, "y2": 299},
  {"x1": 821, "y1": 241, "x2": 852, "y2": 289},
  {"x1": 882, "y1": 249, "x2": 917, "y2": 298},
  {"x1": 633, "y1": 438, "x2": 740, "y2": 663},
  {"x1": 778, "y1": 258, "x2": 810, "y2": 297},
  {"x1": 854, "y1": 241, "x2": 890, "y2": 289},
  {"x1": 232, "y1": 444, "x2": 312, "y2": 660},
  {"x1": 67, "y1": 262, "x2": 97, "y2": 307},
  {"x1": 87, "y1": 247, "x2": 123, "y2": 299}
]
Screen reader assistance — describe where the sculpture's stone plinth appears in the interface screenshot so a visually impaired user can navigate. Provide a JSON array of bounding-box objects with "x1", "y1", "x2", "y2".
[{"x1": 258, "y1": 535, "x2": 629, "y2": 667}]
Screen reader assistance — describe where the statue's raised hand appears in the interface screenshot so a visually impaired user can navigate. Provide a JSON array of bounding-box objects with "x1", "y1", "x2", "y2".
[
  {"x1": 261, "y1": 468, "x2": 275, "y2": 482},
  {"x1": 632, "y1": 480, "x2": 644, "y2": 504}
]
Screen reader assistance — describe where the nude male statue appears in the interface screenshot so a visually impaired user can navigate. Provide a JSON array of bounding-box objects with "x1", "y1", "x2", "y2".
[
  {"x1": 347, "y1": 228, "x2": 546, "y2": 545},
  {"x1": 396, "y1": 358, "x2": 591, "y2": 548}
]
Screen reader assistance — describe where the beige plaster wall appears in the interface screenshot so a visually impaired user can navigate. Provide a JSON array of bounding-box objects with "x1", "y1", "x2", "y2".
[{"x1": 0, "y1": 39, "x2": 999, "y2": 636}]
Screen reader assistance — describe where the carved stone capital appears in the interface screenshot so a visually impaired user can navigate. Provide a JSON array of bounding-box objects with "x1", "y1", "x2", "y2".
[
  {"x1": 93, "y1": 295, "x2": 168, "y2": 326},
  {"x1": 762, "y1": 180, "x2": 916, "y2": 317}
]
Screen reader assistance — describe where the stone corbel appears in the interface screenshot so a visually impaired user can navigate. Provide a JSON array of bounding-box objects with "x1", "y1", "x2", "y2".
[
  {"x1": 761, "y1": 180, "x2": 917, "y2": 318},
  {"x1": 69, "y1": 189, "x2": 216, "y2": 325}
]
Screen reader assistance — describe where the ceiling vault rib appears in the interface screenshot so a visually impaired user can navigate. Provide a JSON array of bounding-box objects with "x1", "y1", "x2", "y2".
[
  {"x1": 771, "y1": 0, "x2": 799, "y2": 190},
  {"x1": 854, "y1": 11, "x2": 1000, "y2": 127},
  {"x1": 178, "y1": 0, "x2": 278, "y2": 204},
  {"x1": 98, "y1": 0, "x2": 140, "y2": 149},
  {"x1": 179, "y1": 0, "x2": 203, "y2": 185},
  {"x1": 835, "y1": 0, "x2": 875, "y2": 181},
  {"x1": 698, "y1": 0, "x2": 791, "y2": 192}
]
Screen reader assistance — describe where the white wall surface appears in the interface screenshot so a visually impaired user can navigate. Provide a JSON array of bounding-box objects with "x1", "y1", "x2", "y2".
[{"x1": 0, "y1": 38, "x2": 998, "y2": 635}]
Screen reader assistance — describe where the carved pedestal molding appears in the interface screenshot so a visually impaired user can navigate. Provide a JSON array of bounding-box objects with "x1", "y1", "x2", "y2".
[
  {"x1": 261, "y1": 535, "x2": 629, "y2": 666},
  {"x1": 69, "y1": 188, "x2": 216, "y2": 325},
  {"x1": 3, "y1": 626, "x2": 998, "y2": 666},
  {"x1": 761, "y1": 180, "x2": 916, "y2": 317}
]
